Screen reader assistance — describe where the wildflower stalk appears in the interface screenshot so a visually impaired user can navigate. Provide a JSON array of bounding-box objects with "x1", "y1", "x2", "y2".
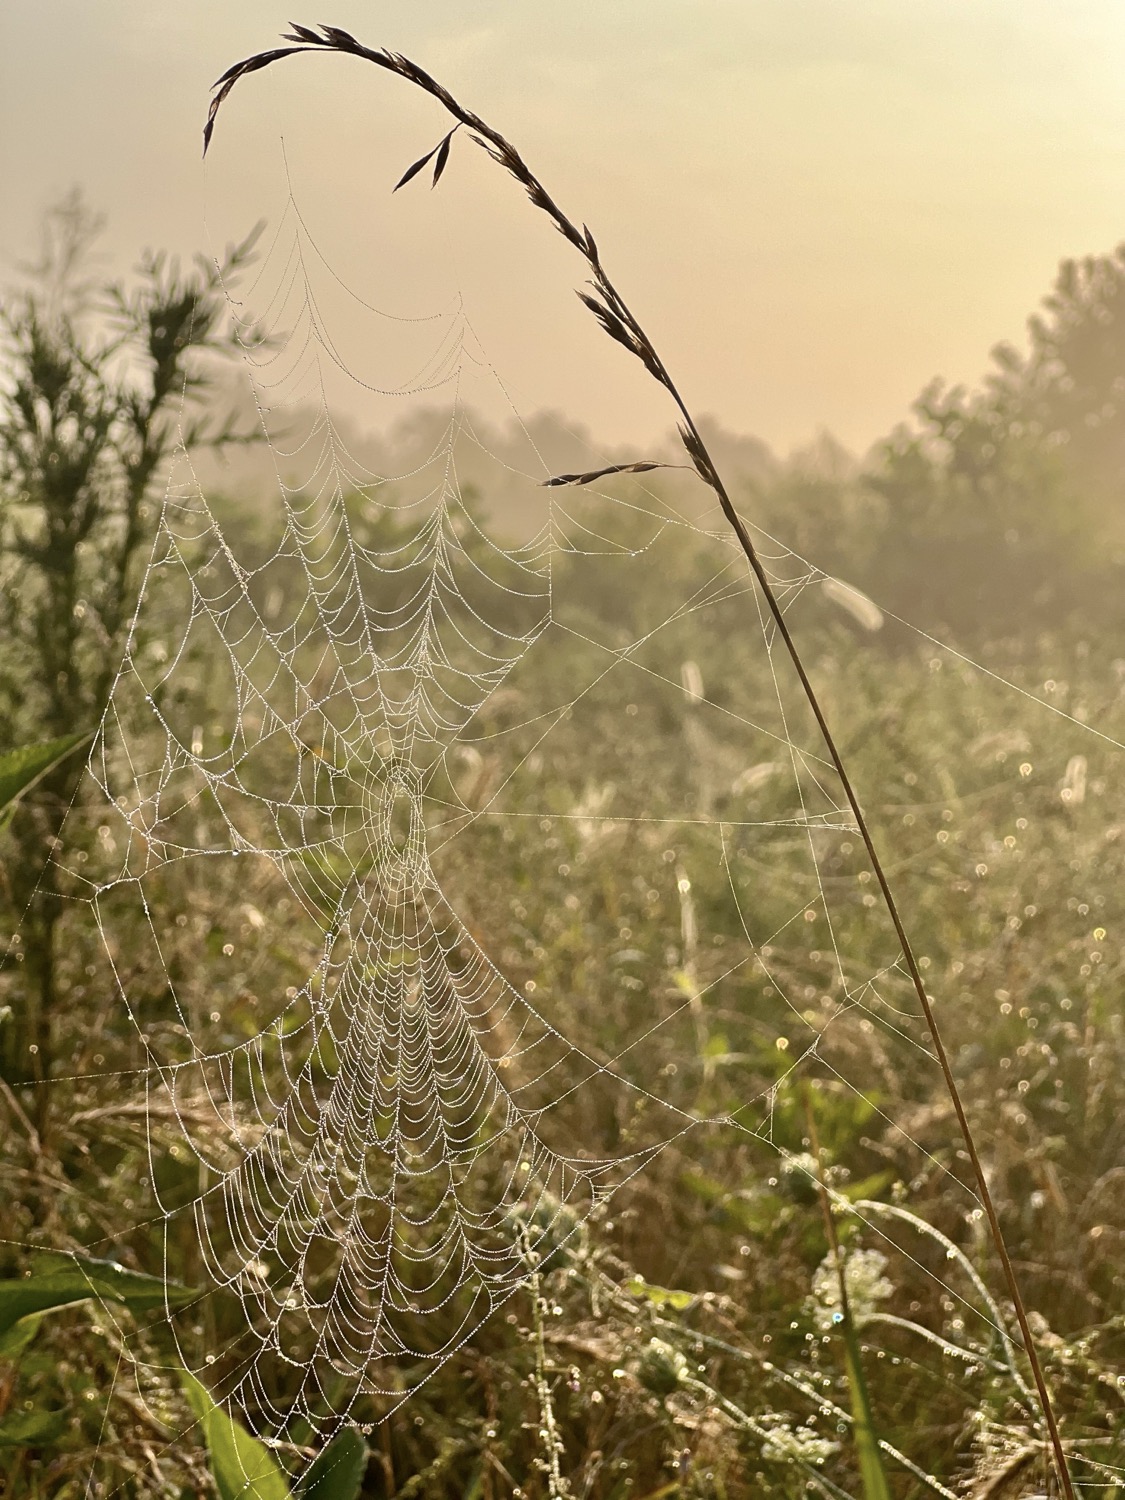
[
  {"x1": 201, "y1": 29, "x2": 1074, "y2": 1497},
  {"x1": 519, "y1": 1228, "x2": 572, "y2": 1500}
]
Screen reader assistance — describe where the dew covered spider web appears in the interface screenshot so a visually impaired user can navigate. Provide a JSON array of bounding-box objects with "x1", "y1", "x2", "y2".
[
  {"x1": 38, "y1": 134, "x2": 1125, "y2": 1489},
  {"x1": 59, "y1": 182, "x2": 730, "y2": 1433}
]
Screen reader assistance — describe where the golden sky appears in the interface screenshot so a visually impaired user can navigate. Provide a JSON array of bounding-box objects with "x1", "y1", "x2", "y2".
[{"x1": 3, "y1": 1, "x2": 1124, "y2": 458}]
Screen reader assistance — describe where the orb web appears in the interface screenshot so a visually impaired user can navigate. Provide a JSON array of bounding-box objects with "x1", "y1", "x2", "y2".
[{"x1": 64, "y1": 188, "x2": 709, "y2": 1432}]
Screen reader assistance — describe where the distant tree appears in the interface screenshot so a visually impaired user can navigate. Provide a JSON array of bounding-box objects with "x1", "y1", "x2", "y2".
[
  {"x1": 861, "y1": 247, "x2": 1125, "y2": 641},
  {"x1": 0, "y1": 193, "x2": 259, "y2": 1122},
  {"x1": 988, "y1": 244, "x2": 1125, "y2": 507}
]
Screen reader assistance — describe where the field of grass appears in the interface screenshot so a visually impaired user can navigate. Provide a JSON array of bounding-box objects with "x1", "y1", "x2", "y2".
[
  {"x1": 2, "y1": 31, "x2": 1124, "y2": 1496},
  {"x1": 2, "y1": 490, "x2": 1124, "y2": 1494}
]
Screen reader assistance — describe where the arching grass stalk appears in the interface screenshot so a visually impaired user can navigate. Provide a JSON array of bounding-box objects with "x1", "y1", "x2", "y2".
[{"x1": 202, "y1": 27, "x2": 1075, "y2": 1497}]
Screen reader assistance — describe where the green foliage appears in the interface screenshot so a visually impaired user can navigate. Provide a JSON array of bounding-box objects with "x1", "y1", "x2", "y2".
[
  {"x1": 626, "y1": 1278, "x2": 695, "y2": 1312},
  {"x1": 0, "y1": 196, "x2": 259, "y2": 749},
  {"x1": 0, "y1": 1407, "x2": 67, "y2": 1449},
  {"x1": 183, "y1": 1373, "x2": 292, "y2": 1500},
  {"x1": 0, "y1": 1315, "x2": 43, "y2": 1361},
  {"x1": 0, "y1": 195, "x2": 260, "y2": 1099},
  {"x1": 0, "y1": 733, "x2": 90, "y2": 826},
  {"x1": 838, "y1": 1304, "x2": 892, "y2": 1500},
  {"x1": 0, "y1": 1252, "x2": 197, "y2": 1338},
  {"x1": 300, "y1": 1428, "x2": 369, "y2": 1500},
  {"x1": 182, "y1": 1375, "x2": 367, "y2": 1500},
  {"x1": 0, "y1": 1257, "x2": 201, "y2": 1479},
  {"x1": 990, "y1": 245, "x2": 1125, "y2": 506}
]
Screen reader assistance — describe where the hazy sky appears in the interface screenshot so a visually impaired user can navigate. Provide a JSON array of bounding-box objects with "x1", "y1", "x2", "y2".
[{"x1": 3, "y1": 1, "x2": 1124, "y2": 458}]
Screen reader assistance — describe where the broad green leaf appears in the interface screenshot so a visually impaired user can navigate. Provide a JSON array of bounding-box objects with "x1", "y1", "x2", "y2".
[
  {"x1": 626, "y1": 1276, "x2": 695, "y2": 1311},
  {"x1": 182, "y1": 1369, "x2": 212, "y2": 1425},
  {"x1": 0, "y1": 733, "x2": 92, "y2": 820},
  {"x1": 181, "y1": 1371, "x2": 292, "y2": 1500},
  {"x1": 301, "y1": 1426, "x2": 367, "y2": 1500},
  {"x1": 0, "y1": 1253, "x2": 198, "y2": 1337},
  {"x1": 205, "y1": 1406, "x2": 292, "y2": 1500},
  {"x1": 0, "y1": 1405, "x2": 67, "y2": 1446},
  {"x1": 0, "y1": 1313, "x2": 42, "y2": 1359}
]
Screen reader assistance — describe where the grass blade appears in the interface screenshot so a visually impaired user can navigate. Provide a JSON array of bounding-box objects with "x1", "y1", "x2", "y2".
[
  {"x1": 0, "y1": 731, "x2": 91, "y2": 823},
  {"x1": 840, "y1": 1311, "x2": 893, "y2": 1500}
]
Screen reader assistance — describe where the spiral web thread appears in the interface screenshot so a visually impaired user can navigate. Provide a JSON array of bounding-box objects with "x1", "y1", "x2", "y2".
[
  {"x1": 45, "y1": 181, "x2": 1122, "y2": 1494},
  {"x1": 65, "y1": 193, "x2": 727, "y2": 1434}
]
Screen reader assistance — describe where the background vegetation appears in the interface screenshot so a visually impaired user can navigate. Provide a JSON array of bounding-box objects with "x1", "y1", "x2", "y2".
[{"x1": 1, "y1": 202, "x2": 1123, "y2": 1497}]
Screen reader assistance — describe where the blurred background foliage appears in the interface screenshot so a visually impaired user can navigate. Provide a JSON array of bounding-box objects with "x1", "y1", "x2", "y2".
[{"x1": 0, "y1": 200, "x2": 1123, "y2": 1497}]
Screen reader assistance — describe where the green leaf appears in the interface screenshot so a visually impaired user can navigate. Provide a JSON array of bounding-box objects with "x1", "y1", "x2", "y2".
[
  {"x1": 0, "y1": 732, "x2": 92, "y2": 820},
  {"x1": 0, "y1": 1313, "x2": 42, "y2": 1359},
  {"x1": 0, "y1": 1253, "x2": 198, "y2": 1337},
  {"x1": 301, "y1": 1426, "x2": 367, "y2": 1500},
  {"x1": 626, "y1": 1276, "x2": 695, "y2": 1311},
  {"x1": 182, "y1": 1369, "x2": 211, "y2": 1424},
  {"x1": 842, "y1": 1170, "x2": 895, "y2": 1204},
  {"x1": 0, "y1": 1405, "x2": 67, "y2": 1446},
  {"x1": 181, "y1": 1371, "x2": 292, "y2": 1500}
]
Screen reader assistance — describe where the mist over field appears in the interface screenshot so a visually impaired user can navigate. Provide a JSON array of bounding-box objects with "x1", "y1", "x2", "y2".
[{"x1": 2, "y1": 7, "x2": 1125, "y2": 1497}]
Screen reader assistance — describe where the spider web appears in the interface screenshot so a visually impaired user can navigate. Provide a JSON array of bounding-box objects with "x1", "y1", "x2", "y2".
[
  {"x1": 37, "y1": 156, "x2": 1122, "y2": 1493},
  {"x1": 61, "y1": 188, "x2": 726, "y2": 1434}
]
